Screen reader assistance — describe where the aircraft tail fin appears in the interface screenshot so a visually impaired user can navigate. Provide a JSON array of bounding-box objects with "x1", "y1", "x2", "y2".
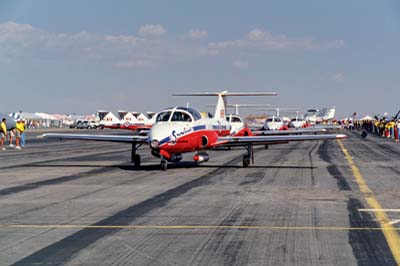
[
  {"x1": 322, "y1": 107, "x2": 336, "y2": 120},
  {"x1": 117, "y1": 111, "x2": 128, "y2": 120},
  {"x1": 173, "y1": 91, "x2": 277, "y2": 119}
]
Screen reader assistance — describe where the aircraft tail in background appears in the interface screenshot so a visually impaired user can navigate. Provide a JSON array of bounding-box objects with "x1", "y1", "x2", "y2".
[{"x1": 173, "y1": 91, "x2": 277, "y2": 120}]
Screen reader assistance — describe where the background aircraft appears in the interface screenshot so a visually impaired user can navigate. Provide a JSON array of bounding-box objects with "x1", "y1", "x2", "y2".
[
  {"x1": 260, "y1": 108, "x2": 299, "y2": 131},
  {"x1": 304, "y1": 107, "x2": 336, "y2": 124},
  {"x1": 97, "y1": 110, "x2": 121, "y2": 129},
  {"x1": 209, "y1": 104, "x2": 270, "y2": 136},
  {"x1": 0, "y1": 112, "x2": 18, "y2": 130},
  {"x1": 289, "y1": 111, "x2": 308, "y2": 128}
]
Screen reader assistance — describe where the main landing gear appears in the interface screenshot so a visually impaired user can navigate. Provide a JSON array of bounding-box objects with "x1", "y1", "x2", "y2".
[
  {"x1": 131, "y1": 143, "x2": 142, "y2": 167},
  {"x1": 242, "y1": 144, "x2": 254, "y2": 168},
  {"x1": 160, "y1": 158, "x2": 168, "y2": 171}
]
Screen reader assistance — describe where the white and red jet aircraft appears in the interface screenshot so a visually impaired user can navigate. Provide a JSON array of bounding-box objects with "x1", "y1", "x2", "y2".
[{"x1": 43, "y1": 91, "x2": 346, "y2": 170}]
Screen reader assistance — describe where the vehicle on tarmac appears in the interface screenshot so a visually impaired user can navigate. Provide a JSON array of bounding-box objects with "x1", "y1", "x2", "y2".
[
  {"x1": 73, "y1": 120, "x2": 98, "y2": 129},
  {"x1": 42, "y1": 91, "x2": 346, "y2": 170}
]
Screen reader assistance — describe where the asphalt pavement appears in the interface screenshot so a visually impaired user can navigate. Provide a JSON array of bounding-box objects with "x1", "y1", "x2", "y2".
[{"x1": 0, "y1": 129, "x2": 399, "y2": 266}]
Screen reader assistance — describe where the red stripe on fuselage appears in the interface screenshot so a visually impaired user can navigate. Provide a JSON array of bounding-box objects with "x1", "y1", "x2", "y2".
[
  {"x1": 233, "y1": 127, "x2": 253, "y2": 137},
  {"x1": 159, "y1": 129, "x2": 229, "y2": 154}
]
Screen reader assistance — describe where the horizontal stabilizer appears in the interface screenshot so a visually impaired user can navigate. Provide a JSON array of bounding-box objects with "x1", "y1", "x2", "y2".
[{"x1": 173, "y1": 92, "x2": 277, "y2": 97}]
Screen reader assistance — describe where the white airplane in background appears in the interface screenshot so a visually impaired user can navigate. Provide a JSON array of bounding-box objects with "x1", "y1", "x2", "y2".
[
  {"x1": 0, "y1": 112, "x2": 19, "y2": 130},
  {"x1": 97, "y1": 110, "x2": 121, "y2": 129},
  {"x1": 43, "y1": 91, "x2": 346, "y2": 170},
  {"x1": 290, "y1": 111, "x2": 308, "y2": 129},
  {"x1": 304, "y1": 107, "x2": 336, "y2": 124},
  {"x1": 262, "y1": 108, "x2": 298, "y2": 131},
  {"x1": 208, "y1": 104, "x2": 270, "y2": 136},
  {"x1": 118, "y1": 111, "x2": 155, "y2": 131}
]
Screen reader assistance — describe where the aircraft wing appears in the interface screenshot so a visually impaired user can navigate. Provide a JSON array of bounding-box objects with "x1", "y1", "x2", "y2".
[
  {"x1": 42, "y1": 133, "x2": 148, "y2": 143},
  {"x1": 313, "y1": 124, "x2": 342, "y2": 130},
  {"x1": 215, "y1": 133, "x2": 347, "y2": 147},
  {"x1": 252, "y1": 128, "x2": 327, "y2": 135}
]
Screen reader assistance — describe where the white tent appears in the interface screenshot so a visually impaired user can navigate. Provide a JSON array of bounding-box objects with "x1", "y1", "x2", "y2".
[{"x1": 359, "y1": 115, "x2": 374, "y2": 121}]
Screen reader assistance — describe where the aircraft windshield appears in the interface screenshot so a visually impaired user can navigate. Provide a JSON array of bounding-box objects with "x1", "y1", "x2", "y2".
[
  {"x1": 266, "y1": 117, "x2": 282, "y2": 122},
  {"x1": 230, "y1": 116, "x2": 242, "y2": 123},
  {"x1": 171, "y1": 111, "x2": 192, "y2": 122},
  {"x1": 291, "y1": 118, "x2": 304, "y2": 122},
  {"x1": 176, "y1": 107, "x2": 202, "y2": 121},
  {"x1": 156, "y1": 111, "x2": 172, "y2": 122}
]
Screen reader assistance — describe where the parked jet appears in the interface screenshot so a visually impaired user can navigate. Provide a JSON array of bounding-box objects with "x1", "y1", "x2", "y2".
[
  {"x1": 290, "y1": 111, "x2": 309, "y2": 129},
  {"x1": 304, "y1": 107, "x2": 336, "y2": 124},
  {"x1": 117, "y1": 111, "x2": 154, "y2": 132},
  {"x1": 262, "y1": 108, "x2": 299, "y2": 131},
  {"x1": 43, "y1": 91, "x2": 346, "y2": 170},
  {"x1": 210, "y1": 104, "x2": 270, "y2": 136},
  {"x1": 97, "y1": 110, "x2": 121, "y2": 129},
  {"x1": 0, "y1": 112, "x2": 18, "y2": 130}
]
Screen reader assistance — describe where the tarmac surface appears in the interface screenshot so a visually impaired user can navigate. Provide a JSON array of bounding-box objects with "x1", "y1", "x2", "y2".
[{"x1": 0, "y1": 129, "x2": 400, "y2": 266}]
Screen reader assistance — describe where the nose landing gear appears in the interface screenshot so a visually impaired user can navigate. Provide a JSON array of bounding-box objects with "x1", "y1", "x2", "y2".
[
  {"x1": 242, "y1": 144, "x2": 254, "y2": 168},
  {"x1": 243, "y1": 155, "x2": 250, "y2": 168},
  {"x1": 131, "y1": 143, "x2": 142, "y2": 167}
]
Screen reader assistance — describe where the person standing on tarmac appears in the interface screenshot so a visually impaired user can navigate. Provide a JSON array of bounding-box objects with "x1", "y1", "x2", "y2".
[
  {"x1": 15, "y1": 119, "x2": 25, "y2": 150},
  {"x1": 8, "y1": 128, "x2": 16, "y2": 148},
  {"x1": 20, "y1": 120, "x2": 26, "y2": 148},
  {"x1": 1, "y1": 118, "x2": 6, "y2": 151},
  {"x1": 397, "y1": 119, "x2": 400, "y2": 141}
]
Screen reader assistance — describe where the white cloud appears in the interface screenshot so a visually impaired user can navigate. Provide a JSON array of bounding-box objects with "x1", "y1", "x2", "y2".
[
  {"x1": 326, "y1": 39, "x2": 345, "y2": 48},
  {"x1": 115, "y1": 60, "x2": 151, "y2": 69},
  {"x1": 233, "y1": 59, "x2": 249, "y2": 69},
  {"x1": 0, "y1": 21, "x2": 35, "y2": 43},
  {"x1": 208, "y1": 40, "x2": 245, "y2": 49},
  {"x1": 0, "y1": 22, "x2": 345, "y2": 67},
  {"x1": 203, "y1": 28, "x2": 324, "y2": 54},
  {"x1": 331, "y1": 73, "x2": 345, "y2": 82},
  {"x1": 247, "y1": 28, "x2": 272, "y2": 41},
  {"x1": 188, "y1": 29, "x2": 208, "y2": 39},
  {"x1": 105, "y1": 35, "x2": 143, "y2": 45},
  {"x1": 138, "y1": 24, "x2": 166, "y2": 36}
]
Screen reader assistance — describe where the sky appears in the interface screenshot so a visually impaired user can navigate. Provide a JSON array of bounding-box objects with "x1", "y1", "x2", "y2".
[{"x1": 0, "y1": 0, "x2": 399, "y2": 117}]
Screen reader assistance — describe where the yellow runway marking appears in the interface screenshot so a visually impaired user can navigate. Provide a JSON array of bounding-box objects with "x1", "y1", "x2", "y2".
[
  {"x1": 1, "y1": 224, "x2": 400, "y2": 231},
  {"x1": 359, "y1": 209, "x2": 400, "y2": 213},
  {"x1": 338, "y1": 139, "x2": 400, "y2": 265}
]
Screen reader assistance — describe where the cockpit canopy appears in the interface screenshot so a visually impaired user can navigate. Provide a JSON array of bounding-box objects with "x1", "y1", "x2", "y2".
[
  {"x1": 155, "y1": 107, "x2": 202, "y2": 123},
  {"x1": 266, "y1": 117, "x2": 282, "y2": 123},
  {"x1": 226, "y1": 115, "x2": 243, "y2": 123}
]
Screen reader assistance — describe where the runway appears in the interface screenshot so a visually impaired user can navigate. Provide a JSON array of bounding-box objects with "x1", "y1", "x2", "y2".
[{"x1": 0, "y1": 129, "x2": 399, "y2": 266}]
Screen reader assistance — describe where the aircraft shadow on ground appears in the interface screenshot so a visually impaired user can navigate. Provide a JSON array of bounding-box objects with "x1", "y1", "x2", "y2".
[{"x1": 22, "y1": 163, "x2": 316, "y2": 171}]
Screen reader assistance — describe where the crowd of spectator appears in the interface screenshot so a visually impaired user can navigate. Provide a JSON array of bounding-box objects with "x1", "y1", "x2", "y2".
[{"x1": 350, "y1": 118, "x2": 400, "y2": 141}]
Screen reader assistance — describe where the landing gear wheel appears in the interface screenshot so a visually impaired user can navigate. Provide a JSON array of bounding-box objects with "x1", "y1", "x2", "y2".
[
  {"x1": 264, "y1": 144, "x2": 269, "y2": 150},
  {"x1": 160, "y1": 159, "x2": 168, "y2": 171},
  {"x1": 133, "y1": 154, "x2": 141, "y2": 167},
  {"x1": 243, "y1": 155, "x2": 250, "y2": 168}
]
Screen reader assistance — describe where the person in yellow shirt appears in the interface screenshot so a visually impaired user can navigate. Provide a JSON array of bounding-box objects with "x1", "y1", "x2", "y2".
[
  {"x1": 15, "y1": 119, "x2": 25, "y2": 150},
  {"x1": 1, "y1": 118, "x2": 6, "y2": 151},
  {"x1": 20, "y1": 120, "x2": 26, "y2": 148}
]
